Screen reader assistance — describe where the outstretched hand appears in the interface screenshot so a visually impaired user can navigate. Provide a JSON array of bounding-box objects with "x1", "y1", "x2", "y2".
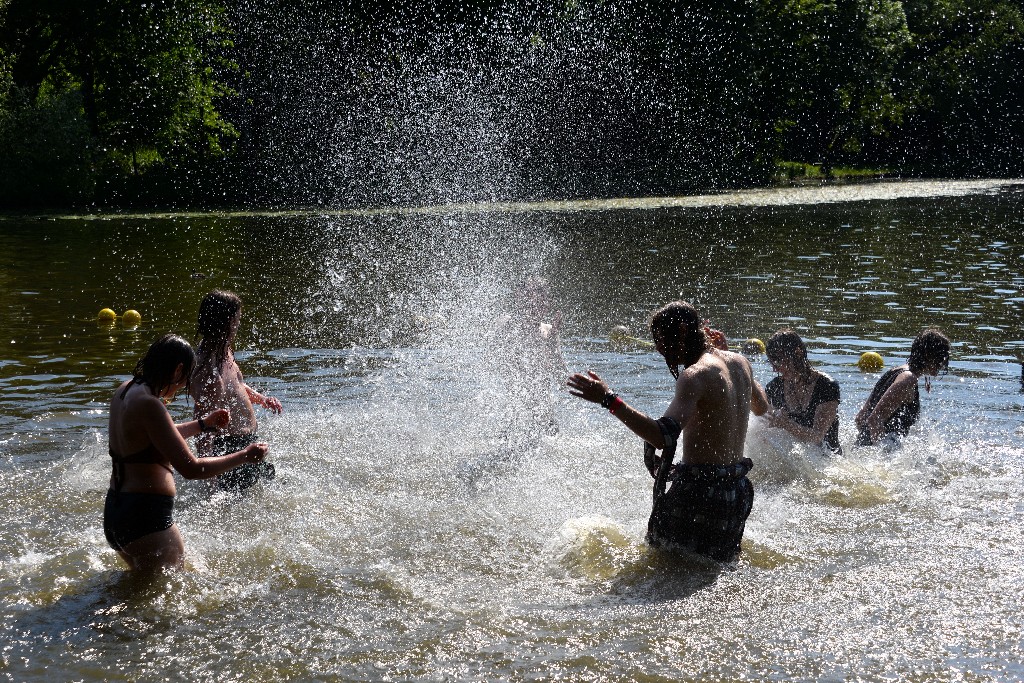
[
  {"x1": 567, "y1": 370, "x2": 611, "y2": 404},
  {"x1": 202, "y1": 408, "x2": 231, "y2": 430}
]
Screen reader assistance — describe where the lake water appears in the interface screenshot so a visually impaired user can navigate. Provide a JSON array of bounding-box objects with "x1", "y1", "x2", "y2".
[{"x1": 2, "y1": 179, "x2": 1023, "y2": 681}]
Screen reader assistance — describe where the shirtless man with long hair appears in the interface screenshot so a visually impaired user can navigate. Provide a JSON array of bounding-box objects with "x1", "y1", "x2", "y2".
[{"x1": 569, "y1": 301, "x2": 768, "y2": 561}]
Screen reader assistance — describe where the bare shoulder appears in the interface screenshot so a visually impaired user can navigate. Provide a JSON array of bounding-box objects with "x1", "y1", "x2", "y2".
[
  {"x1": 888, "y1": 369, "x2": 919, "y2": 391},
  {"x1": 192, "y1": 352, "x2": 219, "y2": 378},
  {"x1": 191, "y1": 356, "x2": 224, "y2": 393},
  {"x1": 705, "y1": 349, "x2": 752, "y2": 376},
  {"x1": 714, "y1": 349, "x2": 755, "y2": 389},
  {"x1": 111, "y1": 379, "x2": 132, "y2": 403},
  {"x1": 679, "y1": 350, "x2": 743, "y2": 390},
  {"x1": 893, "y1": 367, "x2": 917, "y2": 383},
  {"x1": 131, "y1": 390, "x2": 170, "y2": 423},
  {"x1": 720, "y1": 349, "x2": 751, "y2": 369}
]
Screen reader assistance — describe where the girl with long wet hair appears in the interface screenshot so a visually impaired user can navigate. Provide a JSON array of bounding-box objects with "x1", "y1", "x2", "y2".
[
  {"x1": 763, "y1": 329, "x2": 842, "y2": 454},
  {"x1": 105, "y1": 334, "x2": 269, "y2": 571},
  {"x1": 191, "y1": 290, "x2": 282, "y2": 490}
]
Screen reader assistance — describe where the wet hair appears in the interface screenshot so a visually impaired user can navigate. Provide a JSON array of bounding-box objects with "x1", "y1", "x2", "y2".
[
  {"x1": 123, "y1": 334, "x2": 195, "y2": 399},
  {"x1": 196, "y1": 290, "x2": 242, "y2": 365},
  {"x1": 765, "y1": 329, "x2": 811, "y2": 374},
  {"x1": 649, "y1": 301, "x2": 709, "y2": 379},
  {"x1": 908, "y1": 328, "x2": 951, "y2": 374}
]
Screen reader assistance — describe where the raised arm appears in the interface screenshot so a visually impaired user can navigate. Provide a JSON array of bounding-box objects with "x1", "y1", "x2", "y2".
[
  {"x1": 142, "y1": 400, "x2": 266, "y2": 479},
  {"x1": 567, "y1": 369, "x2": 700, "y2": 449},
  {"x1": 245, "y1": 384, "x2": 283, "y2": 414}
]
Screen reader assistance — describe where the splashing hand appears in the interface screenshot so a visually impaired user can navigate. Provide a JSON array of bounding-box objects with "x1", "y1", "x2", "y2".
[
  {"x1": 567, "y1": 370, "x2": 611, "y2": 404},
  {"x1": 261, "y1": 395, "x2": 284, "y2": 414},
  {"x1": 704, "y1": 325, "x2": 729, "y2": 351}
]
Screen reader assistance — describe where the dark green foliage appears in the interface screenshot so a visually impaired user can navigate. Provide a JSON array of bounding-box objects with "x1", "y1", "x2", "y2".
[
  {"x1": 0, "y1": 0, "x2": 1022, "y2": 208},
  {"x1": 774, "y1": 0, "x2": 912, "y2": 174},
  {"x1": 890, "y1": 0, "x2": 1024, "y2": 175},
  {"x1": 0, "y1": 81, "x2": 95, "y2": 206},
  {"x1": 0, "y1": 0, "x2": 238, "y2": 207}
]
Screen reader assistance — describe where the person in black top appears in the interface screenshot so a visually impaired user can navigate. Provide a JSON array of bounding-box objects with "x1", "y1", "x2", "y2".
[
  {"x1": 106, "y1": 334, "x2": 269, "y2": 571},
  {"x1": 763, "y1": 329, "x2": 842, "y2": 454},
  {"x1": 855, "y1": 328, "x2": 951, "y2": 446}
]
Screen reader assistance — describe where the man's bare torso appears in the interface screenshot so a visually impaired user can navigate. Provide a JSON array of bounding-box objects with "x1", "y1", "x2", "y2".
[{"x1": 678, "y1": 349, "x2": 754, "y2": 466}]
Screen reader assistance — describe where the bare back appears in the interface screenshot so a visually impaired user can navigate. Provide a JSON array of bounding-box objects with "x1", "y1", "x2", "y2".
[
  {"x1": 666, "y1": 349, "x2": 755, "y2": 465},
  {"x1": 108, "y1": 381, "x2": 185, "y2": 495},
  {"x1": 191, "y1": 350, "x2": 257, "y2": 436}
]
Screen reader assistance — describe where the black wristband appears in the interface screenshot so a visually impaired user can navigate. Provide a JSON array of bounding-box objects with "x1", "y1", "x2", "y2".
[
  {"x1": 600, "y1": 392, "x2": 618, "y2": 408},
  {"x1": 197, "y1": 417, "x2": 215, "y2": 433}
]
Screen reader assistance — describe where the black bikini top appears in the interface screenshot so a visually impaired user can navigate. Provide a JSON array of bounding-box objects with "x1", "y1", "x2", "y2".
[
  {"x1": 108, "y1": 443, "x2": 163, "y2": 464},
  {"x1": 109, "y1": 444, "x2": 171, "y2": 492},
  {"x1": 109, "y1": 379, "x2": 175, "y2": 491}
]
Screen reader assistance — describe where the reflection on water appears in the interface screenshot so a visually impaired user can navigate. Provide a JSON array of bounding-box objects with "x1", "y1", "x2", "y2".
[{"x1": 2, "y1": 180, "x2": 1024, "y2": 681}]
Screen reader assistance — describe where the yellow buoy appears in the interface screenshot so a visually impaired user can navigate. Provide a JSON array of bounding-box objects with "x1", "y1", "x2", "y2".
[
  {"x1": 98, "y1": 308, "x2": 117, "y2": 323},
  {"x1": 609, "y1": 325, "x2": 631, "y2": 345},
  {"x1": 122, "y1": 309, "x2": 142, "y2": 327},
  {"x1": 742, "y1": 338, "x2": 766, "y2": 355},
  {"x1": 858, "y1": 351, "x2": 884, "y2": 372},
  {"x1": 609, "y1": 325, "x2": 655, "y2": 350}
]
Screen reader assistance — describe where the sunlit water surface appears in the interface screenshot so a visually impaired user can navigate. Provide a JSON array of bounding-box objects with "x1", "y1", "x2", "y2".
[{"x1": 2, "y1": 180, "x2": 1024, "y2": 681}]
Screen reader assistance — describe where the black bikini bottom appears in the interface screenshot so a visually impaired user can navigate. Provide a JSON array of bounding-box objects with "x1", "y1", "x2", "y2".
[{"x1": 104, "y1": 490, "x2": 174, "y2": 552}]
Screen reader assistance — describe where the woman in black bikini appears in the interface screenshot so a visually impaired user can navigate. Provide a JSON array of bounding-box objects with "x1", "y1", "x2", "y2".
[
  {"x1": 855, "y1": 328, "x2": 951, "y2": 446},
  {"x1": 105, "y1": 334, "x2": 269, "y2": 570},
  {"x1": 763, "y1": 329, "x2": 842, "y2": 454}
]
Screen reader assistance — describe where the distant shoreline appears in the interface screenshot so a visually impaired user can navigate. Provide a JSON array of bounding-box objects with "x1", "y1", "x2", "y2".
[{"x1": 2, "y1": 177, "x2": 1022, "y2": 221}]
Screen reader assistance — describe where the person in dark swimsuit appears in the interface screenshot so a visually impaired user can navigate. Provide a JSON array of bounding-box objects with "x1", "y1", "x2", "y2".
[
  {"x1": 105, "y1": 334, "x2": 269, "y2": 571},
  {"x1": 855, "y1": 328, "x2": 951, "y2": 446},
  {"x1": 191, "y1": 291, "x2": 282, "y2": 492},
  {"x1": 763, "y1": 329, "x2": 842, "y2": 454},
  {"x1": 568, "y1": 301, "x2": 769, "y2": 562}
]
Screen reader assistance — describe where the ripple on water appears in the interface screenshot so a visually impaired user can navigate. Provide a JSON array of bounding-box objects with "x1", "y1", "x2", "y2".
[{"x1": 3, "y1": 184, "x2": 1024, "y2": 680}]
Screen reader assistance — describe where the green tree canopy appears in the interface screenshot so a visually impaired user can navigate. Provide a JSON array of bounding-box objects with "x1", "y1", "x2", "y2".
[{"x1": 0, "y1": 0, "x2": 238, "y2": 204}]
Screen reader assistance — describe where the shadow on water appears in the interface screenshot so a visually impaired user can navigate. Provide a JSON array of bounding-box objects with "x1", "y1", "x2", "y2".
[
  {"x1": 4, "y1": 569, "x2": 180, "y2": 679},
  {"x1": 604, "y1": 549, "x2": 726, "y2": 603},
  {"x1": 550, "y1": 514, "x2": 726, "y2": 603}
]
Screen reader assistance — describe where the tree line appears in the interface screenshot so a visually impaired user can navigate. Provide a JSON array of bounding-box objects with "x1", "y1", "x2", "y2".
[{"x1": 1, "y1": 0, "x2": 1022, "y2": 209}]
